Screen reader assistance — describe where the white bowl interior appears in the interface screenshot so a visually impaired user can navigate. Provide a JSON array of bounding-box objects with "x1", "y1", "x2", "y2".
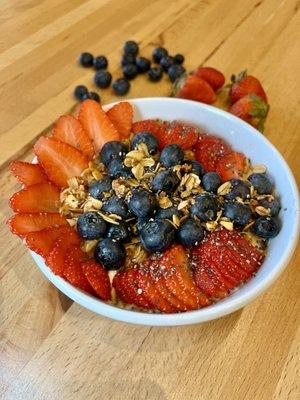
[{"x1": 31, "y1": 98, "x2": 300, "y2": 326}]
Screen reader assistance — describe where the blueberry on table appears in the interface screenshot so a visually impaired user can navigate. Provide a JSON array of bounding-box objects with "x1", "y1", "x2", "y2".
[
  {"x1": 77, "y1": 212, "x2": 106, "y2": 240},
  {"x1": 94, "y1": 70, "x2": 112, "y2": 88},
  {"x1": 122, "y1": 63, "x2": 138, "y2": 80},
  {"x1": 94, "y1": 238, "x2": 126, "y2": 270},
  {"x1": 140, "y1": 219, "x2": 175, "y2": 253},
  {"x1": 248, "y1": 173, "x2": 273, "y2": 194},
  {"x1": 106, "y1": 222, "x2": 131, "y2": 242},
  {"x1": 176, "y1": 219, "x2": 204, "y2": 247},
  {"x1": 131, "y1": 132, "x2": 158, "y2": 155},
  {"x1": 102, "y1": 196, "x2": 129, "y2": 218},
  {"x1": 202, "y1": 172, "x2": 221, "y2": 193},
  {"x1": 148, "y1": 66, "x2": 163, "y2": 82},
  {"x1": 151, "y1": 170, "x2": 179, "y2": 192},
  {"x1": 167, "y1": 64, "x2": 186, "y2": 82},
  {"x1": 128, "y1": 188, "x2": 158, "y2": 218},
  {"x1": 135, "y1": 57, "x2": 151, "y2": 73},
  {"x1": 182, "y1": 160, "x2": 205, "y2": 178},
  {"x1": 112, "y1": 78, "x2": 130, "y2": 96},
  {"x1": 156, "y1": 206, "x2": 182, "y2": 220},
  {"x1": 223, "y1": 202, "x2": 251, "y2": 226},
  {"x1": 173, "y1": 54, "x2": 185, "y2": 65},
  {"x1": 152, "y1": 47, "x2": 168, "y2": 63},
  {"x1": 225, "y1": 179, "x2": 250, "y2": 200},
  {"x1": 88, "y1": 91, "x2": 100, "y2": 103},
  {"x1": 160, "y1": 144, "x2": 184, "y2": 167},
  {"x1": 159, "y1": 56, "x2": 174, "y2": 72},
  {"x1": 190, "y1": 193, "x2": 218, "y2": 222},
  {"x1": 89, "y1": 177, "x2": 112, "y2": 200},
  {"x1": 121, "y1": 53, "x2": 136, "y2": 66},
  {"x1": 107, "y1": 158, "x2": 133, "y2": 179},
  {"x1": 93, "y1": 55, "x2": 108, "y2": 70},
  {"x1": 74, "y1": 85, "x2": 89, "y2": 101},
  {"x1": 252, "y1": 216, "x2": 281, "y2": 239},
  {"x1": 100, "y1": 141, "x2": 128, "y2": 166},
  {"x1": 258, "y1": 197, "x2": 281, "y2": 216},
  {"x1": 123, "y1": 40, "x2": 139, "y2": 56},
  {"x1": 79, "y1": 52, "x2": 94, "y2": 67}
]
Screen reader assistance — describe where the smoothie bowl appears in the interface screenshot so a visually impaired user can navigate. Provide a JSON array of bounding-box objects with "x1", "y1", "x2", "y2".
[{"x1": 8, "y1": 97, "x2": 299, "y2": 326}]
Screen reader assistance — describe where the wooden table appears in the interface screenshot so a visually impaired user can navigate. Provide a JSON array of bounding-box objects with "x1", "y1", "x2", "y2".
[{"x1": 0, "y1": 1, "x2": 299, "y2": 399}]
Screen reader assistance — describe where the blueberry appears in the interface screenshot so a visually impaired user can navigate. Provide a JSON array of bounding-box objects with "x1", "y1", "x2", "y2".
[
  {"x1": 156, "y1": 206, "x2": 182, "y2": 220},
  {"x1": 93, "y1": 55, "x2": 108, "y2": 70},
  {"x1": 190, "y1": 193, "x2": 218, "y2": 222},
  {"x1": 173, "y1": 54, "x2": 185, "y2": 65},
  {"x1": 167, "y1": 64, "x2": 185, "y2": 82},
  {"x1": 225, "y1": 179, "x2": 250, "y2": 200},
  {"x1": 176, "y1": 219, "x2": 204, "y2": 247},
  {"x1": 88, "y1": 91, "x2": 100, "y2": 102},
  {"x1": 136, "y1": 217, "x2": 149, "y2": 232},
  {"x1": 223, "y1": 202, "x2": 251, "y2": 226},
  {"x1": 77, "y1": 212, "x2": 106, "y2": 240},
  {"x1": 150, "y1": 170, "x2": 179, "y2": 192},
  {"x1": 128, "y1": 188, "x2": 158, "y2": 218},
  {"x1": 124, "y1": 40, "x2": 139, "y2": 56},
  {"x1": 94, "y1": 70, "x2": 112, "y2": 88},
  {"x1": 112, "y1": 78, "x2": 130, "y2": 95},
  {"x1": 89, "y1": 177, "x2": 112, "y2": 200},
  {"x1": 106, "y1": 222, "x2": 131, "y2": 242},
  {"x1": 74, "y1": 85, "x2": 89, "y2": 101},
  {"x1": 79, "y1": 52, "x2": 94, "y2": 67},
  {"x1": 131, "y1": 132, "x2": 158, "y2": 155},
  {"x1": 135, "y1": 57, "x2": 151, "y2": 73},
  {"x1": 258, "y1": 197, "x2": 281, "y2": 217},
  {"x1": 202, "y1": 172, "x2": 221, "y2": 193},
  {"x1": 140, "y1": 219, "x2": 175, "y2": 253},
  {"x1": 252, "y1": 217, "x2": 281, "y2": 239},
  {"x1": 107, "y1": 158, "x2": 133, "y2": 179},
  {"x1": 94, "y1": 238, "x2": 126, "y2": 270},
  {"x1": 102, "y1": 196, "x2": 129, "y2": 218},
  {"x1": 121, "y1": 53, "x2": 136, "y2": 66},
  {"x1": 160, "y1": 56, "x2": 174, "y2": 72},
  {"x1": 152, "y1": 47, "x2": 168, "y2": 63},
  {"x1": 248, "y1": 173, "x2": 273, "y2": 195},
  {"x1": 148, "y1": 66, "x2": 163, "y2": 82},
  {"x1": 160, "y1": 144, "x2": 184, "y2": 167},
  {"x1": 100, "y1": 141, "x2": 128, "y2": 166},
  {"x1": 182, "y1": 160, "x2": 205, "y2": 178},
  {"x1": 122, "y1": 63, "x2": 138, "y2": 80}
]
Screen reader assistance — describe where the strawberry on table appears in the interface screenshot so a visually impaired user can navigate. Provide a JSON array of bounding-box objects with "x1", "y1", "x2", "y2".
[
  {"x1": 34, "y1": 136, "x2": 88, "y2": 188},
  {"x1": 9, "y1": 182, "x2": 60, "y2": 213},
  {"x1": 229, "y1": 70, "x2": 268, "y2": 103},
  {"x1": 106, "y1": 101, "x2": 133, "y2": 139},
  {"x1": 52, "y1": 114, "x2": 94, "y2": 159},
  {"x1": 173, "y1": 74, "x2": 216, "y2": 104},
  {"x1": 194, "y1": 134, "x2": 231, "y2": 172},
  {"x1": 7, "y1": 213, "x2": 68, "y2": 237},
  {"x1": 82, "y1": 261, "x2": 111, "y2": 300},
  {"x1": 228, "y1": 94, "x2": 269, "y2": 132},
  {"x1": 10, "y1": 161, "x2": 48, "y2": 186},
  {"x1": 78, "y1": 99, "x2": 121, "y2": 152},
  {"x1": 215, "y1": 151, "x2": 247, "y2": 182},
  {"x1": 192, "y1": 67, "x2": 225, "y2": 91}
]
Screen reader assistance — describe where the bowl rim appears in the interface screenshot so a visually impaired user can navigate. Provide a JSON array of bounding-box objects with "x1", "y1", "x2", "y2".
[{"x1": 30, "y1": 97, "x2": 300, "y2": 326}]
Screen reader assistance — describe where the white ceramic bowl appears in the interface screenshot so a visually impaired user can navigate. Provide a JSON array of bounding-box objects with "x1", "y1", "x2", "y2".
[{"x1": 31, "y1": 97, "x2": 300, "y2": 326}]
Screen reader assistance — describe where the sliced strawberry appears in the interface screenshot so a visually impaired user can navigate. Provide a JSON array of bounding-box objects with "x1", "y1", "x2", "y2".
[
  {"x1": 160, "y1": 122, "x2": 199, "y2": 150},
  {"x1": 131, "y1": 119, "x2": 168, "y2": 150},
  {"x1": 64, "y1": 246, "x2": 95, "y2": 294},
  {"x1": 215, "y1": 151, "x2": 247, "y2": 182},
  {"x1": 10, "y1": 161, "x2": 48, "y2": 186},
  {"x1": 82, "y1": 261, "x2": 111, "y2": 300},
  {"x1": 45, "y1": 231, "x2": 81, "y2": 277},
  {"x1": 106, "y1": 102, "x2": 133, "y2": 139},
  {"x1": 195, "y1": 134, "x2": 232, "y2": 172},
  {"x1": 78, "y1": 99, "x2": 121, "y2": 152},
  {"x1": 7, "y1": 213, "x2": 68, "y2": 237},
  {"x1": 25, "y1": 225, "x2": 75, "y2": 258},
  {"x1": 9, "y1": 182, "x2": 60, "y2": 213},
  {"x1": 34, "y1": 136, "x2": 88, "y2": 188},
  {"x1": 52, "y1": 114, "x2": 94, "y2": 159}
]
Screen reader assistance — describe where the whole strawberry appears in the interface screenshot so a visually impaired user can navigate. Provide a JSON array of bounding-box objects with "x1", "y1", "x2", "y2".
[
  {"x1": 192, "y1": 67, "x2": 225, "y2": 91},
  {"x1": 229, "y1": 94, "x2": 269, "y2": 132},
  {"x1": 229, "y1": 70, "x2": 267, "y2": 103},
  {"x1": 173, "y1": 74, "x2": 216, "y2": 104}
]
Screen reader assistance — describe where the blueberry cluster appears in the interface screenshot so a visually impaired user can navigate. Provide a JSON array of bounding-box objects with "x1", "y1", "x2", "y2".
[{"x1": 74, "y1": 42, "x2": 186, "y2": 101}]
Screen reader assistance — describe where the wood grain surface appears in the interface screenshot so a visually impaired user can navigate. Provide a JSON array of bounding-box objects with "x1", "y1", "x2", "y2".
[{"x1": 0, "y1": 1, "x2": 299, "y2": 399}]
